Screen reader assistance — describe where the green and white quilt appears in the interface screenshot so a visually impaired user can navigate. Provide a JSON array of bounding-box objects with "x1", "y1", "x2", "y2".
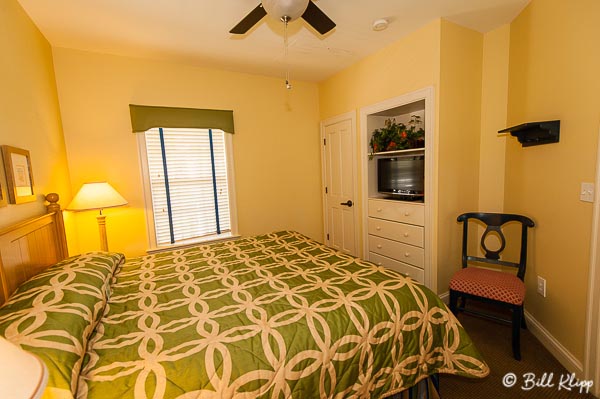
[
  {"x1": 0, "y1": 252, "x2": 125, "y2": 399},
  {"x1": 78, "y1": 231, "x2": 488, "y2": 398}
]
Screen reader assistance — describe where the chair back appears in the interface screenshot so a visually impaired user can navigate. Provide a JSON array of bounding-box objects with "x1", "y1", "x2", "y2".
[{"x1": 458, "y1": 213, "x2": 535, "y2": 281}]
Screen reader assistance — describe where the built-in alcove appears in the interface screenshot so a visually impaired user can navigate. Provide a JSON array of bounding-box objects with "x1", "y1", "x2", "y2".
[
  {"x1": 367, "y1": 99, "x2": 426, "y2": 202},
  {"x1": 360, "y1": 88, "x2": 434, "y2": 289},
  {"x1": 498, "y1": 120, "x2": 560, "y2": 147}
]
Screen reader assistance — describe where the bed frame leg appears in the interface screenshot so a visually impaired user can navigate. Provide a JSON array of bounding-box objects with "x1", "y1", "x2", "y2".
[{"x1": 403, "y1": 374, "x2": 440, "y2": 399}]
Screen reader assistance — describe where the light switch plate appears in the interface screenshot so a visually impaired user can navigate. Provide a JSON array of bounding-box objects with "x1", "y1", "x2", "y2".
[
  {"x1": 581, "y1": 182, "x2": 595, "y2": 203},
  {"x1": 537, "y1": 276, "x2": 547, "y2": 297}
]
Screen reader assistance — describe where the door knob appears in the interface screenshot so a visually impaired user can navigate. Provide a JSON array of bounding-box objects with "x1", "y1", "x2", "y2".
[{"x1": 340, "y1": 200, "x2": 353, "y2": 207}]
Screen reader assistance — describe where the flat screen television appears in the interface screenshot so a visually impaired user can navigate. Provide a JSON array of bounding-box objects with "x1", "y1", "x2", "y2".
[{"x1": 377, "y1": 155, "x2": 425, "y2": 200}]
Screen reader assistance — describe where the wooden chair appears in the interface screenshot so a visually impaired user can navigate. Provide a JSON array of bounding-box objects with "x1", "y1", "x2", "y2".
[{"x1": 449, "y1": 212, "x2": 535, "y2": 360}]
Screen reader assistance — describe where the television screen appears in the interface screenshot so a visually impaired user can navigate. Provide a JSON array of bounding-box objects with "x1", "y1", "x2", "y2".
[{"x1": 377, "y1": 156, "x2": 424, "y2": 198}]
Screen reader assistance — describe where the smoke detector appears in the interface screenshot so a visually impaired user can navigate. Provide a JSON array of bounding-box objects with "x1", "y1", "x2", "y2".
[{"x1": 372, "y1": 18, "x2": 389, "y2": 31}]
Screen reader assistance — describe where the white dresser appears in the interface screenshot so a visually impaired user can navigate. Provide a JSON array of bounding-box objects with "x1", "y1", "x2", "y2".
[{"x1": 367, "y1": 198, "x2": 425, "y2": 284}]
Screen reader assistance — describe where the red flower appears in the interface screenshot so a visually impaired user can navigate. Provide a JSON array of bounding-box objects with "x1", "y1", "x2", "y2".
[
  {"x1": 401, "y1": 131, "x2": 407, "y2": 139},
  {"x1": 386, "y1": 142, "x2": 397, "y2": 151}
]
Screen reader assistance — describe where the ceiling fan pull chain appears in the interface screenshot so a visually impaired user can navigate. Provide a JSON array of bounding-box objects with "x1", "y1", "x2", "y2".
[{"x1": 283, "y1": 16, "x2": 292, "y2": 90}]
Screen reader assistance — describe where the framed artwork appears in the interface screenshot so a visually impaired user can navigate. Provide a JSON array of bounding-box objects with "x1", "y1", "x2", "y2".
[
  {"x1": 0, "y1": 181, "x2": 7, "y2": 207},
  {"x1": 1, "y1": 145, "x2": 36, "y2": 204}
]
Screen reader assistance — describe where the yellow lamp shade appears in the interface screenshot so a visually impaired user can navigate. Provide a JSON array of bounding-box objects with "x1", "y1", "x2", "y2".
[{"x1": 67, "y1": 182, "x2": 128, "y2": 211}]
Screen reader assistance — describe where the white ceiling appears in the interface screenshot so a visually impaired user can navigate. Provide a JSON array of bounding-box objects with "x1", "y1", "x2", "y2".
[{"x1": 17, "y1": 0, "x2": 530, "y2": 82}]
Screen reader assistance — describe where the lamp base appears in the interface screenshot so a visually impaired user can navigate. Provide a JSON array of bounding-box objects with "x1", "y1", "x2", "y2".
[{"x1": 97, "y1": 214, "x2": 108, "y2": 252}]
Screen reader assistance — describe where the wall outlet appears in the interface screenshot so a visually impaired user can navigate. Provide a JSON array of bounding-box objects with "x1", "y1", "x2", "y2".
[
  {"x1": 581, "y1": 182, "x2": 595, "y2": 202},
  {"x1": 537, "y1": 276, "x2": 547, "y2": 297}
]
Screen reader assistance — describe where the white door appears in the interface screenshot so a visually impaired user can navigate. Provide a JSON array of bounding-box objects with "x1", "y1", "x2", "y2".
[{"x1": 322, "y1": 117, "x2": 357, "y2": 255}]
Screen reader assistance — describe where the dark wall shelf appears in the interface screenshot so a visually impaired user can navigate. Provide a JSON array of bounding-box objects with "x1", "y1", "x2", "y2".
[{"x1": 498, "y1": 120, "x2": 560, "y2": 147}]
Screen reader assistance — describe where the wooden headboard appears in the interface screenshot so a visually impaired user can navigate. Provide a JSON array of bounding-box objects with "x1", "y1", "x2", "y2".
[{"x1": 0, "y1": 193, "x2": 68, "y2": 305}]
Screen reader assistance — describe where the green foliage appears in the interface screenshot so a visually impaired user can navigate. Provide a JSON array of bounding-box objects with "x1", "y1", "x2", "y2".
[{"x1": 369, "y1": 115, "x2": 425, "y2": 156}]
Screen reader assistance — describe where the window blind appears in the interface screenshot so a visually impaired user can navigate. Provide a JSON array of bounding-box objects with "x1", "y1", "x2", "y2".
[{"x1": 144, "y1": 128, "x2": 231, "y2": 246}]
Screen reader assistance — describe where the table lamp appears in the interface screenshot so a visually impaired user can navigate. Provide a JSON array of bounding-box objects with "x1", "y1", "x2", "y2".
[
  {"x1": 0, "y1": 337, "x2": 48, "y2": 398},
  {"x1": 67, "y1": 182, "x2": 128, "y2": 251}
]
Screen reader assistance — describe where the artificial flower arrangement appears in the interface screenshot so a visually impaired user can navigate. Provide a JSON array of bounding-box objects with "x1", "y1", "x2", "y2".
[{"x1": 369, "y1": 115, "x2": 424, "y2": 155}]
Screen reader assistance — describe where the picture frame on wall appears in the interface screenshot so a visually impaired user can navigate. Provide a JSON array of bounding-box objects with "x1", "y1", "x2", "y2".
[
  {"x1": 0, "y1": 181, "x2": 7, "y2": 207},
  {"x1": 1, "y1": 145, "x2": 36, "y2": 204}
]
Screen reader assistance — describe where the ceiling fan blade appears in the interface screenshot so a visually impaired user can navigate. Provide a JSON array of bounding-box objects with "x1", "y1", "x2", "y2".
[
  {"x1": 301, "y1": 1, "x2": 335, "y2": 35},
  {"x1": 230, "y1": 4, "x2": 267, "y2": 34}
]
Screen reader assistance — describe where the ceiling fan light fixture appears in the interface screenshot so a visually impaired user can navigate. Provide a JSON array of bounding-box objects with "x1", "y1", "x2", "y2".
[{"x1": 262, "y1": 0, "x2": 310, "y2": 22}]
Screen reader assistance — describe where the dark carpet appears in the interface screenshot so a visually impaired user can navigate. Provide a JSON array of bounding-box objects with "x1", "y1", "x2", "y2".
[{"x1": 439, "y1": 310, "x2": 595, "y2": 399}]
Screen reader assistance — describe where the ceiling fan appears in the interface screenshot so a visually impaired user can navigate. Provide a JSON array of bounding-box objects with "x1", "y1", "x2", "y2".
[{"x1": 230, "y1": 0, "x2": 336, "y2": 35}]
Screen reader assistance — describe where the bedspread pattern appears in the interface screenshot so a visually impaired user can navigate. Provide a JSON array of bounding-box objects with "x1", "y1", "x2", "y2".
[
  {"x1": 0, "y1": 252, "x2": 124, "y2": 398},
  {"x1": 79, "y1": 231, "x2": 488, "y2": 398}
]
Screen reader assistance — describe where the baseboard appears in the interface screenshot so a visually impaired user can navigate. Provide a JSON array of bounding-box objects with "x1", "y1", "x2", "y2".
[
  {"x1": 439, "y1": 291, "x2": 584, "y2": 378},
  {"x1": 523, "y1": 310, "x2": 583, "y2": 378},
  {"x1": 438, "y1": 291, "x2": 449, "y2": 304}
]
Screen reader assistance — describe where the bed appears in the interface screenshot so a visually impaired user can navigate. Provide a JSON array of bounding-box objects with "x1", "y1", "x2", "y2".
[{"x1": 0, "y1": 194, "x2": 489, "y2": 399}]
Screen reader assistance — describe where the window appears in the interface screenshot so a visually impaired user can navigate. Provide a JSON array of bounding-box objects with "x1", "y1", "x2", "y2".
[{"x1": 138, "y1": 127, "x2": 237, "y2": 248}]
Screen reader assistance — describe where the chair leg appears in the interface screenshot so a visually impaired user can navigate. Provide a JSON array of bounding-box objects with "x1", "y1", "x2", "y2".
[
  {"x1": 521, "y1": 307, "x2": 527, "y2": 330},
  {"x1": 512, "y1": 305, "x2": 522, "y2": 360},
  {"x1": 449, "y1": 290, "x2": 458, "y2": 314},
  {"x1": 431, "y1": 373, "x2": 440, "y2": 392}
]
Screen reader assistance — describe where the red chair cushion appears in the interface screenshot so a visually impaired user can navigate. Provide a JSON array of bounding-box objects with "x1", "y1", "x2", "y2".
[{"x1": 449, "y1": 267, "x2": 525, "y2": 305}]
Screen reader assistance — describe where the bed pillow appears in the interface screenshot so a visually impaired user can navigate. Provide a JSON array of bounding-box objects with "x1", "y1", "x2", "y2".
[{"x1": 0, "y1": 252, "x2": 124, "y2": 399}]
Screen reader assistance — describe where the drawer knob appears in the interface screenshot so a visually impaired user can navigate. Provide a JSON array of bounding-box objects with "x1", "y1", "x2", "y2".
[
  {"x1": 377, "y1": 244, "x2": 382, "y2": 249},
  {"x1": 403, "y1": 232, "x2": 409, "y2": 237},
  {"x1": 404, "y1": 252, "x2": 410, "y2": 257},
  {"x1": 404, "y1": 211, "x2": 410, "y2": 216},
  {"x1": 377, "y1": 208, "x2": 382, "y2": 212},
  {"x1": 376, "y1": 226, "x2": 381, "y2": 231},
  {"x1": 377, "y1": 262, "x2": 382, "y2": 266}
]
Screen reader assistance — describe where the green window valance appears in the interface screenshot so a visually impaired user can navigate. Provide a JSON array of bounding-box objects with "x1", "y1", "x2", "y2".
[{"x1": 129, "y1": 104, "x2": 235, "y2": 133}]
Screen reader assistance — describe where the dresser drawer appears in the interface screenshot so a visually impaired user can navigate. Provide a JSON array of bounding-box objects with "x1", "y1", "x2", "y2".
[
  {"x1": 368, "y1": 199, "x2": 424, "y2": 226},
  {"x1": 369, "y1": 252, "x2": 424, "y2": 284},
  {"x1": 368, "y1": 217, "x2": 424, "y2": 247},
  {"x1": 368, "y1": 235, "x2": 424, "y2": 268}
]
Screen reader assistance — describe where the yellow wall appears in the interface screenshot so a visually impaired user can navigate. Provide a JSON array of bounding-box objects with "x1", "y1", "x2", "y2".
[
  {"x1": 52, "y1": 48, "x2": 321, "y2": 256},
  {"x1": 0, "y1": 0, "x2": 70, "y2": 229},
  {"x1": 505, "y1": 0, "x2": 600, "y2": 362},
  {"x1": 478, "y1": 25, "x2": 510, "y2": 212},
  {"x1": 436, "y1": 20, "x2": 483, "y2": 292},
  {"x1": 319, "y1": 21, "x2": 441, "y2": 121}
]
